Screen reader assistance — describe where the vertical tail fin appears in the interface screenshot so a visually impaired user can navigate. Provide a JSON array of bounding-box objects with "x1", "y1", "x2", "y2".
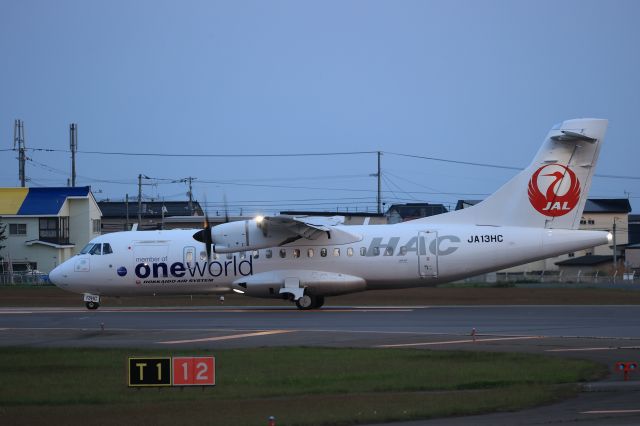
[{"x1": 418, "y1": 118, "x2": 608, "y2": 229}]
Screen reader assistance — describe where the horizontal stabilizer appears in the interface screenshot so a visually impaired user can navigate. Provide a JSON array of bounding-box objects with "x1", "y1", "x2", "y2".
[{"x1": 551, "y1": 130, "x2": 597, "y2": 143}]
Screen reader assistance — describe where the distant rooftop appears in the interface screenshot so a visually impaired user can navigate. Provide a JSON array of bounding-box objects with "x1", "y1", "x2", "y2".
[
  {"x1": 386, "y1": 203, "x2": 448, "y2": 217},
  {"x1": 98, "y1": 201, "x2": 203, "y2": 218},
  {"x1": 583, "y1": 199, "x2": 632, "y2": 213},
  {"x1": 456, "y1": 198, "x2": 631, "y2": 214},
  {"x1": 279, "y1": 210, "x2": 385, "y2": 218},
  {"x1": 555, "y1": 255, "x2": 613, "y2": 266}
]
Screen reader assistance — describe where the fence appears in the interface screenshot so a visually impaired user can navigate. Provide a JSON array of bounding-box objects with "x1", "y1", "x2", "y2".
[
  {"x1": 0, "y1": 273, "x2": 52, "y2": 286},
  {"x1": 484, "y1": 271, "x2": 638, "y2": 285}
]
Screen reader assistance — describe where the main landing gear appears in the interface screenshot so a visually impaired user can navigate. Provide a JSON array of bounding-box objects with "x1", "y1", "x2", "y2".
[{"x1": 295, "y1": 294, "x2": 325, "y2": 310}]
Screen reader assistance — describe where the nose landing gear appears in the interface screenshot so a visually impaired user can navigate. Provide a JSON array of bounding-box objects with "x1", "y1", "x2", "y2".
[
  {"x1": 85, "y1": 301, "x2": 100, "y2": 310},
  {"x1": 83, "y1": 294, "x2": 101, "y2": 310}
]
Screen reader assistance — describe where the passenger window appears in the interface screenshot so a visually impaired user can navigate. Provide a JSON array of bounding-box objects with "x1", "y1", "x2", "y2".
[
  {"x1": 347, "y1": 247, "x2": 353, "y2": 257},
  {"x1": 293, "y1": 249, "x2": 300, "y2": 258},
  {"x1": 213, "y1": 253, "x2": 219, "y2": 260},
  {"x1": 89, "y1": 244, "x2": 102, "y2": 255},
  {"x1": 384, "y1": 247, "x2": 394, "y2": 256},
  {"x1": 320, "y1": 248, "x2": 327, "y2": 257},
  {"x1": 399, "y1": 246, "x2": 407, "y2": 256},
  {"x1": 333, "y1": 248, "x2": 340, "y2": 257},
  {"x1": 373, "y1": 247, "x2": 380, "y2": 256},
  {"x1": 252, "y1": 250, "x2": 259, "y2": 259},
  {"x1": 265, "y1": 249, "x2": 272, "y2": 259},
  {"x1": 279, "y1": 249, "x2": 286, "y2": 258},
  {"x1": 240, "y1": 251, "x2": 246, "y2": 259},
  {"x1": 200, "y1": 251, "x2": 208, "y2": 261},
  {"x1": 307, "y1": 248, "x2": 314, "y2": 258},
  {"x1": 185, "y1": 250, "x2": 194, "y2": 265},
  {"x1": 226, "y1": 253, "x2": 233, "y2": 260},
  {"x1": 360, "y1": 247, "x2": 366, "y2": 256},
  {"x1": 102, "y1": 243, "x2": 113, "y2": 255}
]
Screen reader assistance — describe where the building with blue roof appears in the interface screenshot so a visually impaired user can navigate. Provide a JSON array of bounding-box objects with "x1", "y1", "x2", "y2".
[{"x1": 0, "y1": 187, "x2": 102, "y2": 274}]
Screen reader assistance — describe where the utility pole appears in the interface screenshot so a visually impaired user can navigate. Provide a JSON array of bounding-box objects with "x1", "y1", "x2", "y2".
[
  {"x1": 161, "y1": 199, "x2": 166, "y2": 230},
  {"x1": 137, "y1": 175, "x2": 151, "y2": 226},
  {"x1": 138, "y1": 174, "x2": 143, "y2": 225},
  {"x1": 613, "y1": 217, "x2": 618, "y2": 271},
  {"x1": 125, "y1": 194, "x2": 130, "y2": 230},
  {"x1": 187, "y1": 177, "x2": 195, "y2": 215},
  {"x1": 69, "y1": 123, "x2": 78, "y2": 187},
  {"x1": 13, "y1": 120, "x2": 26, "y2": 187},
  {"x1": 377, "y1": 151, "x2": 382, "y2": 214}
]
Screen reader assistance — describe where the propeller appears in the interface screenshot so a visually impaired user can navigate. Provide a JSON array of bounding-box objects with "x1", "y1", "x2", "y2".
[
  {"x1": 193, "y1": 196, "x2": 214, "y2": 260},
  {"x1": 192, "y1": 192, "x2": 234, "y2": 260}
]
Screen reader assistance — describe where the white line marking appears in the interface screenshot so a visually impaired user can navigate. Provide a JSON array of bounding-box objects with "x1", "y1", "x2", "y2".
[
  {"x1": 546, "y1": 347, "x2": 640, "y2": 352},
  {"x1": 0, "y1": 307, "x2": 412, "y2": 314},
  {"x1": 157, "y1": 330, "x2": 295, "y2": 344},
  {"x1": 582, "y1": 409, "x2": 640, "y2": 414},
  {"x1": 377, "y1": 336, "x2": 544, "y2": 348}
]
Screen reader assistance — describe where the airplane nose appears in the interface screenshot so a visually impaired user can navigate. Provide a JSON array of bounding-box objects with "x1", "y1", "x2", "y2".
[
  {"x1": 48, "y1": 264, "x2": 64, "y2": 286},
  {"x1": 49, "y1": 263, "x2": 74, "y2": 291}
]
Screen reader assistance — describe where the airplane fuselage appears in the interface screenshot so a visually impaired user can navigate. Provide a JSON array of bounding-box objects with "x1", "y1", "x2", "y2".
[{"x1": 51, "y1": 223, "x2": 609, "y2": 298}]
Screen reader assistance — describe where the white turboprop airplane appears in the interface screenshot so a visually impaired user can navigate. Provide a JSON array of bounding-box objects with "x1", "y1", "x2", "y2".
[{"x1": 50, "y1": 118, "x2": 611, "y2": 310}]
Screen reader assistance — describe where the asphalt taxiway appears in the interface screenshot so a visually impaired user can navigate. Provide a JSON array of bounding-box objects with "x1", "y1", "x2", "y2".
[{"x1": 1, "y1": 304, "x2": 639, "y2": 424}]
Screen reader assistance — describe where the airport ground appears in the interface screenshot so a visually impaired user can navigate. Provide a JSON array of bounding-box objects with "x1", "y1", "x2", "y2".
[
  {"x1": 3, "y1": 282, "x2": 640, "y2": 307},
  {"x1": 1, "y1": 284, "x2": 640, "y2": 425}
]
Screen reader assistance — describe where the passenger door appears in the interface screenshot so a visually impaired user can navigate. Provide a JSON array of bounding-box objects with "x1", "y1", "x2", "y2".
[{"x1": 418, "y1": 231, "x2": 438, "y2": 278}]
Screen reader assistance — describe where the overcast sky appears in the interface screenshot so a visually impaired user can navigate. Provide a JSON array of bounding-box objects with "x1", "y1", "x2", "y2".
[{"x1": 1, "y1": 0, "x2": 639, "y2": 218}]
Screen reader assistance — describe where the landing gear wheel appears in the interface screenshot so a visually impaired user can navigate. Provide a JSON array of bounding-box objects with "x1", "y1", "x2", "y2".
[
  {"x1": 295, "y1": 294, "x2": 314, "y2": 310},
  {"x1": 85, "y1": 301, "x2": 100, "y2": 310},
  {"x1": 312, "y1": 296, "x2": 325, "y2": 309}
]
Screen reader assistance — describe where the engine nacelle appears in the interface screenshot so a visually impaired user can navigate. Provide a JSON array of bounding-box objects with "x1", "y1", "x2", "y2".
[
  {"x1": 232, "y1": 270, "x2": 367, "y2": 298},
  {"x1": 212, "y1": 219, "x2": 295, "y2": 253}
]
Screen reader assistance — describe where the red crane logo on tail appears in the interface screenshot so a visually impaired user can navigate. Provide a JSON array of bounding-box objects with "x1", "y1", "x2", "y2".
[{"x1": 528, "y1": 164, "x2": 581, "y2": 217}]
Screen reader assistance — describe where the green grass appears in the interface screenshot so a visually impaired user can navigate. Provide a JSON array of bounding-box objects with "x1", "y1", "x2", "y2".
[{"x1": 0, "y1": 347, "x2": 606, "y2": 425}]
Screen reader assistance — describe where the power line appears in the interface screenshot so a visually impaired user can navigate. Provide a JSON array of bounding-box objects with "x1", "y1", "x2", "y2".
[
  {"x1": 384, "y1": 151, "x2": 522, "y2": 171},
  {"x1": 17, "y1": 146, "x2": 640, "y2": 180},
  {"x1": 21, "y1": 147, "x2": 376, "y2": 157}
]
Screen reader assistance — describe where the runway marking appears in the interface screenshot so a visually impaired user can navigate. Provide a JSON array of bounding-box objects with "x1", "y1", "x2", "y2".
[
  {"x1": 581, "y1": 409, "x2": 640, "y2": 414},
  {"x1": 0, "y1": 307, "x2": 412, "y2": 314},
  {"x1": 377, "y1": 335, "x2": 544, "y2": 348},
  {"x1": 546, "y1": 346, "x2": 640, "y2": 352},
  {"x1": 158, "y1": 330, "x2": 295, "y2": 344}
]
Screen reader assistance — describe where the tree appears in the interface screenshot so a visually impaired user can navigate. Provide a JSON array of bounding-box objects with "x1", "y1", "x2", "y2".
[
  {"x1": 0, "y1": 221, "x2": 6, "y2": 273},
  {"x1": 0, "y1": 221, "x2": 6, "y2": 253}
]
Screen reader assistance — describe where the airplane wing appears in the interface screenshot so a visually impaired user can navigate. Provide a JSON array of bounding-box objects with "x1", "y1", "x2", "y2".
[
  {"x1": 260, "y1": 215, "x2": 346, "y2": 239},
  {"x1": 209, "y1": 215, "x2": 362, "y2": 253}
]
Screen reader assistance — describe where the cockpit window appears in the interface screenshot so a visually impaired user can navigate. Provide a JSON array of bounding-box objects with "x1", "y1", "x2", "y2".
[
  {"x1": 80, "y1": 244, "x2": 94, "y2": 254},
  {"x1": 103, "y1": 243, "x2": 113, "y2": 255},
  {"x1": 89, "y1": 244, "x2": 102, "y2": 255}
]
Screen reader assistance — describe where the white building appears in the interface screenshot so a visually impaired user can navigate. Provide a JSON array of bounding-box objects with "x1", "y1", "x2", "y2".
[{"x1": 0, "y1": 187, "x2": 102, "y2": 273}]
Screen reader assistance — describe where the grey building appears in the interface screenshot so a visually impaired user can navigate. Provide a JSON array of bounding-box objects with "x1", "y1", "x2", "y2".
[{"x1": 98, "y1": 201, "x2": 204, "y2": 233}]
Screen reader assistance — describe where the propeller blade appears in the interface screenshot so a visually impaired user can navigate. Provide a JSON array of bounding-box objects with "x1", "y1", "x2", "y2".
[{"x1": 192, "y1": 195, "x2": 214, "y2": 261}]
